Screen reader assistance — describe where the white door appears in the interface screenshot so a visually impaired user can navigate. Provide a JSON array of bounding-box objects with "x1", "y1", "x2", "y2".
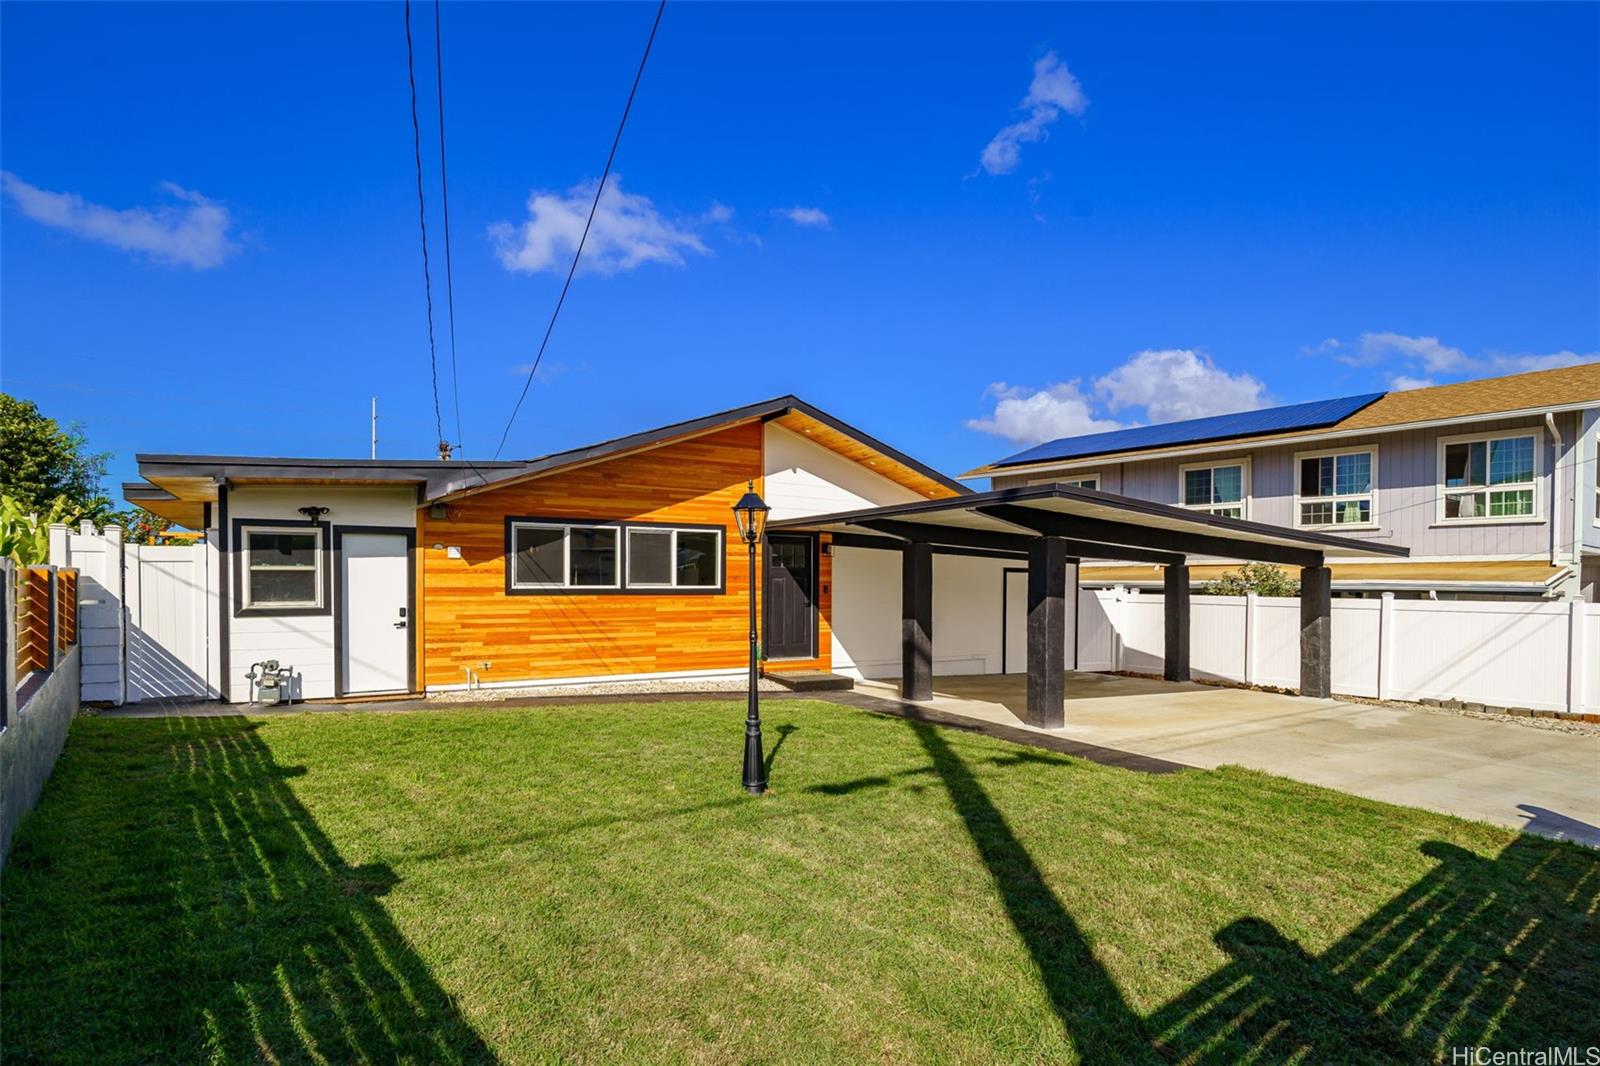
[{"x1": 340, "y1": 533, "x2": 411, "y2": 694}]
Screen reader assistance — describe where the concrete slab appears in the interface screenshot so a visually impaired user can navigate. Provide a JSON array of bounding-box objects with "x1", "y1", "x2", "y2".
[{"x1": 855, "y1": 672, "x2": 1600, "y2": 846}]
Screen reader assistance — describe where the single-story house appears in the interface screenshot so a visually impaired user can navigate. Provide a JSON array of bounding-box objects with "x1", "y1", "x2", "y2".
[{"x1": 125, "y1": 396, "x2": 1403, "y2": 725}]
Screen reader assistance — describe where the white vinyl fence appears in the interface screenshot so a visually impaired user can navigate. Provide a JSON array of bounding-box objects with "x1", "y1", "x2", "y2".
[
  {"x1": 49, "y1": 524, "x2": 217, "y2": 705},
  {"x1": 1083, "y1": 589, "x2": 1600, "y2": 715}
]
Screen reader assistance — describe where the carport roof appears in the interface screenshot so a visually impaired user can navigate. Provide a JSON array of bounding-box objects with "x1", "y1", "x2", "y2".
[{"x1": 769, "y1": 482, "x2": 1409, "y2": 566}]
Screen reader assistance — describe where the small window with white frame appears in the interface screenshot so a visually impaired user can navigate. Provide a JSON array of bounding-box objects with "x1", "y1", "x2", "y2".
[
  {"x1": 625, "y1": 526, "x2": 722, "y2": 589},
  {"x1": 241, "y1": 526, "x2": 324, "y2": 609},
  {"x1": 1179, "y1": 460, "x2": 1249, "y2": 518},
  {"x1": 1438, "y1": 430, "x2": 1539, "y2": 522},
  {"x1": 510, "y1": 521, "x2": 620, "y2": 589},
  {"x1": 1059, "y1": 474, "x2": 1099, "y2": 490},
  {"x1": 1295, "y1": 447, "x2": 1377, "y2": 528}
]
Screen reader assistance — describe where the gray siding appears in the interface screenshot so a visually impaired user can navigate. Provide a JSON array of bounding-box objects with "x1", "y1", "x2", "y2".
[{"x1": 995, "y1": 411, "x2": 1593, "y2": 560}]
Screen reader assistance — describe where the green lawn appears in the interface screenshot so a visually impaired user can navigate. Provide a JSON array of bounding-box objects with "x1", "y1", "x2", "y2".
[{"x1": 3, "y1": 700, "x2": 1596, "y2": 1064}]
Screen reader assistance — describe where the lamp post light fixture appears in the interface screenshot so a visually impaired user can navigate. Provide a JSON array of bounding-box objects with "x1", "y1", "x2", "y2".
[{"x1": 732, "y1": 481, "x2": 771, "y2": 795}]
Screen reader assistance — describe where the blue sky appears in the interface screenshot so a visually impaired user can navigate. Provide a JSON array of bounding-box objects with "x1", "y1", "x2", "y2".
[{"x1": 3, "y1": 2, "x2": 1596, "y2": 497}]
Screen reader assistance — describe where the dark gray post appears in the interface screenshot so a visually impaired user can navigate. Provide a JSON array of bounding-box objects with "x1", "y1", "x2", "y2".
[
  {"x1": 1163, "y1": 562, "x2": 1190, "y2": 682},
  {"x1": 1300, "y1": 563, "x2": 1332, "y2": 698},
  {"x1": 901, "y1": 541, "x2": 933, "y2": 701},
  {"x1": 1025, "y1": 536, "x2": 1069, "y2": 728}
]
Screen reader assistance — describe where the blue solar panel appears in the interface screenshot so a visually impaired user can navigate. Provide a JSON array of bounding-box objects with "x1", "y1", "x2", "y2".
[{"x1": 992, "y1": 392, "x2": 1386, "y2": 467}]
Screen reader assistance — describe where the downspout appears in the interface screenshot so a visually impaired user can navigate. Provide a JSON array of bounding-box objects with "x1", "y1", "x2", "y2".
[{"x1": 1545, "y1": 412, "x2": 1564, "y2": 568}]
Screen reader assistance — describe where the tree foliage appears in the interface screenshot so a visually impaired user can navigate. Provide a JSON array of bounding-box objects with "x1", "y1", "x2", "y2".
[
  {"x1": 0, "y1": 393, "x2": 113, "y2": 522},
  {"x1": 1200, "y1": 561, "x2": 1301, "y2": 597},
  {"x1": 116, "y1": 506, "x2": 178, "y2": 545}
]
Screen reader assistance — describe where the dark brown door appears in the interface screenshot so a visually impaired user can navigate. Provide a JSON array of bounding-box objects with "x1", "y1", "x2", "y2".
[{"x1": 764, "y1": 535, "x2": 815, "y2": 660}]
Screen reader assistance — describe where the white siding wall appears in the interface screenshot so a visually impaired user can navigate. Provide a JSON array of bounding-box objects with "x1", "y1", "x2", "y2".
[
  {"x1": 763, "y1": 424, "x2": 923, "y2": 520},
  {"x1": 223, "y1": 485, "x2": 416, "y2": 701},
  {"x1": 829, "y1": 547, "x2": 1017, "y2": 680}
]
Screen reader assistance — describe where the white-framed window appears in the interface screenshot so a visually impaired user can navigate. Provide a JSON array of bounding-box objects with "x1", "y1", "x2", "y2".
[
  {"x1": 1295, "y1": 446, "x2": 1377, "y2": 528},
  {"x1": 510, "y1": 521, "x2": 620, "y2": 589},
  {"x1": 625, "y1": 526, "x2": 722, "y2": 589},
  {"x1": 241, "y1": 526, "x2": 324, "y2": 609},
  {"x1": 1179, "y1": 459, "x2": 1250, "y2": 519},
  {"x1": 1437, "y1": 430, "x2": 1540, "y2": 522},
  {"x1": 1059, "y1": 474, "x2": 1099, "y2": 490}
]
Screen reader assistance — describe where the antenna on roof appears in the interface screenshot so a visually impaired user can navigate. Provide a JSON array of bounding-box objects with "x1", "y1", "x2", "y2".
[
  {"x1": 438, "y1": 440, "x2": 453, "y2": 461},
  {"x1": 371, "y1": 397, "x2": 379, "y2": 459}
]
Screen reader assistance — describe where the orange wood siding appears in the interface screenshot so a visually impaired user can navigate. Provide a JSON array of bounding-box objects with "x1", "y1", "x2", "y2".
[{"x1": 420, "y1": 422, "x2": 831, "y2": 687}]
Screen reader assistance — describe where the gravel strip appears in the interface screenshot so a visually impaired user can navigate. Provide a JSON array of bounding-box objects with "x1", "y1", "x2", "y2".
[{"x1": 428, "y1": 675, "x2": 787, "y2": 703}]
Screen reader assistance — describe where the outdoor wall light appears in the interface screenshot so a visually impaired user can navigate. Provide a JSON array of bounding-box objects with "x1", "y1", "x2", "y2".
[
  {"x1": 731, "y1": 481, "x2": 771, "y2": 795},
  {"x1": 297, "y1": 506, "x2": 330, "y2": 524}
]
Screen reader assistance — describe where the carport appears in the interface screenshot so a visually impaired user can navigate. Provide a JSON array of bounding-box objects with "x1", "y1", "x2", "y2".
[{"x1": 769, "y1": 483, "x2": 1409, "y2": 727}]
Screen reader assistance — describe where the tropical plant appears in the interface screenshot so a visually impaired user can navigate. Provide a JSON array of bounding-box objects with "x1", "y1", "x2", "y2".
[
  {"x1": 0, "y1": 493, "x2": 78, "y2": 565},
  {"x1": 1200, "y1": 561, "x2": 1301, "y2": 597}
]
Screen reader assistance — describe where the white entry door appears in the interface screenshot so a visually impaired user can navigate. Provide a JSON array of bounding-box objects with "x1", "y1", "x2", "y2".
[{"x1": 340, "y1": 532, "x2": 411, "y2": 694}]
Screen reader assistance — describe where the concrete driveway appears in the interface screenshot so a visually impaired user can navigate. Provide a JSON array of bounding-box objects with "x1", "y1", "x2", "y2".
[{"x1": 854, "y1": 672, "x2": 1600, "y2": 846}]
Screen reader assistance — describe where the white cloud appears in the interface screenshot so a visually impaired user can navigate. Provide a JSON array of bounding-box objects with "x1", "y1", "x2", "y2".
[
  {"x1": 980, "y1": 52, "x2": 1089, "y2": 176},
  {"x1": 0, "y1": 171, "x2": 238, "y2": 269},
  {"x1": 969, "y1": 349, "x2": 1269, "y2": 446},
  {"x1": 702, "y1": 201, "x2": 734, "y2": 224},
  {"x1": 777, "y1": 206, "x2": 831, "y2": 229},
  {"x1": 1488, "y1": 349, "x2": 1600, "y2": 373},
  {"x1": 1356, "y1": 332, "x2": 1472, "y2": 373},
  {"x1": 1318, "y1": 331, "x2": 1599, "y2": 382},
  {"x1": 966, "y1": 381, "x2": 1125, "y2": 444},
  {"x1": 1094, "y1": 349, "x2": 1268, "y2": 424},
  {"x1": 1388, "y1": 375, "x2": 1435, "y2": 391},
  {"x1": 489, "y1": 175, "x2": 708, "y2": 276}
]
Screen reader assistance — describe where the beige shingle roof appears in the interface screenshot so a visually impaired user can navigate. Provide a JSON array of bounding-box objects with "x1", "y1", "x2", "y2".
[{"x1": 964, "y1": 363, "x2": 1600, "y2": 477}]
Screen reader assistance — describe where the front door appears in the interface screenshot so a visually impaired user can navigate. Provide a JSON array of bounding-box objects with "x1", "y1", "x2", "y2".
[
  {"x1": 765, "y1": 534, "x2": 815, "y2": 661},
  {"x1": 340, "y1": 531, "x2": 411, "y2": 694}
]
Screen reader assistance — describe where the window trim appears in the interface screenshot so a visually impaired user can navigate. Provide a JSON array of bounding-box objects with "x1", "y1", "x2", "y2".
[
  {"x1": 625, "y1": 525, "x2": 723, "y2": 590},
  {"x1": 1292, "y1": 444, "x2": 1380, "y2": 530},
  {"x1": 1057, "y1": 473, "x2": 1101, "y2": 491},
  {"x1": 506, "y1": 519, "x2": 622, "y2": 592},
  {"x1": 231, "y1": 518, "x2": 332, "y2": 617},
  {"x1": 1177, "y1": 457, "x2": 1252, "y2": 519},
  {"x1": 1435, "y1": 428, "x2": 1543, "y2": 525},
  {"x1": 503, "y1": 516, "x2": 726, "y2": 596}
]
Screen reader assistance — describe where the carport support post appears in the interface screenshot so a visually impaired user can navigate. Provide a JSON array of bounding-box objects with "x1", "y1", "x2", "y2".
[
  {"x1": 1163, "y1": 563, "x2": 1190, "y2": 683},
  {"x1": 1025, "y1": 536, "x2": 1069, "y2": 729},
  {"x1": 1299, "y1": 563, "x2": 1332, "y2": 698},
  {"x1": 900, "y1": 541, "x2": 933, "y2": 701}
]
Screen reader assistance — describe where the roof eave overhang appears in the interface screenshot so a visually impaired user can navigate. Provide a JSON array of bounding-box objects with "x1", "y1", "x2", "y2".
[
  {"x1": 428, "y1": 395, "x2": 971, "y2": 503},
  {"x1": 771, "y1": 483, "x2": 1409, "y2": 563},
  {"x1": 962, "y1": 399, "x2": 1600, "y2": 479}
]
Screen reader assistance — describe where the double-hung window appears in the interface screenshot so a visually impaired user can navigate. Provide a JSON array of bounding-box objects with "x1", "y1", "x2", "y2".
[
  {"x1": 1180, "y1": 461, "x2": 1249, "y2": 518},
  {"x1": 510, "y1": 522, "x2": 620, "y2": 589},
  {"x1": 625, "y1": 527, "x2": 722, "y2": 589},
  {"x1": 242, "y1": 526, "x2": 324, "y2": 609},
  {"x1": 1439, "y1": 432, "x2": 1538, "y2": 521},
  {"x1": 1296, "y1": 448, "x2": 1376, "y2": 527}
]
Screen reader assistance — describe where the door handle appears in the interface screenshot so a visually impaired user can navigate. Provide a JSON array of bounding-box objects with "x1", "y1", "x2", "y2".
[{"x1": 393, "y1": 621, "x2": 408, "y2": 629}]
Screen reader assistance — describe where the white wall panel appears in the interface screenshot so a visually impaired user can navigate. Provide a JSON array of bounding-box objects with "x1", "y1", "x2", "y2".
[{"x1": 763, "y1": 424, "x2": 922, "y2": 521}]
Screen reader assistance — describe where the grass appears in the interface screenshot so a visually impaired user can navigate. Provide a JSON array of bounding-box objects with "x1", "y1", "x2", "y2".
[{"x1": 2, "y1": 699, "x2": 1596, "y2": 1064}]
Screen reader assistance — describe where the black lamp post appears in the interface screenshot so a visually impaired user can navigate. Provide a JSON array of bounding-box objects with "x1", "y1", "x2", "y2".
[{"x1": 732, "y1": 481, "x2": 771, "y2": 795}]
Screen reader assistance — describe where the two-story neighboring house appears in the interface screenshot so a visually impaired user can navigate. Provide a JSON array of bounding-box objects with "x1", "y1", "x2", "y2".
[{"x1": 964, "y1": 364, "x2": 1600, "y2": 601}]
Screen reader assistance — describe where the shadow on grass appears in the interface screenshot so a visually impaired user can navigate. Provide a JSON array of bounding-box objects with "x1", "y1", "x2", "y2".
[
  {"x1": 765, "y1": 722, "x2": 799, "y2": 776},
  {"x1": 1, "y1": 716, "x2": 495, "y2": 1063},
  {"x1": 902, "y1": 719, "x2": 1600, "y2": 1061}
]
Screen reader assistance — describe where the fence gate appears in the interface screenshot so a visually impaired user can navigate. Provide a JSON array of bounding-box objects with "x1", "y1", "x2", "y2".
[{"x1": 124, "y1": 544, "x2": 214, "y2": 702}]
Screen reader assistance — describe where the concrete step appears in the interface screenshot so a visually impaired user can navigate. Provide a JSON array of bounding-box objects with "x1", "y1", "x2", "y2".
[{"x1": 764, "y1": 670, "x2": 855, "y2": 692}]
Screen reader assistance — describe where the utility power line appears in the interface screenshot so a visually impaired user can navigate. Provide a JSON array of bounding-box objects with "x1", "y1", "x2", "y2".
[
  {"x1": 404, "y1": 0, "x2": 447, "y2": 456},
  {"x1": 492, "y1": 0, "x2": 667, "y2": 461},
  {"x1": 433, "y1": 0, "x2": 464, "y2": 455}
]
